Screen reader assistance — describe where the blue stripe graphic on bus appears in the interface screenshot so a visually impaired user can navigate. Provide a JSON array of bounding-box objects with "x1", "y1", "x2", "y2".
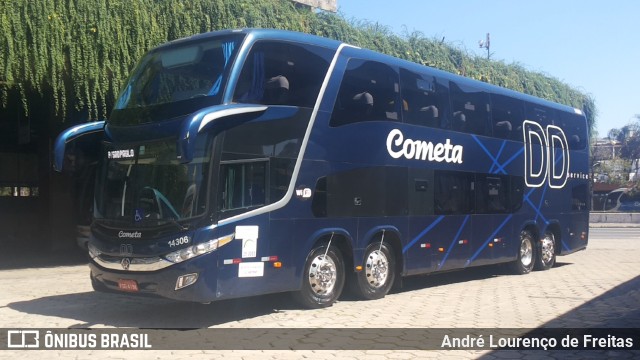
[
  {"x1": 403, "y1": 216, "x2": 445, "y2": 253},
  {"x1": 492, "y1": 147, "x2": 523, "y2": 175},
  {"x1": 470, "y1": 135, "x2": 524, "y2": 175},
  {"x1": 466, "y1": 214, "x2": 514, "y2": 266},
  {"x1": 488, "y1": 140, "x2": 507, "y2": 174},
  {"x1": 472, "y1": 135, "x2": 508, "y2": 175},
  {"x1": 524, "y1": 186, "x2": 549, "y2": 225},
  {"x1": 438, "y1": 215, "x2": 470, "y2": 271},
  {"x1": 534, "y1": 185, "x2": 549, "y2": 224}
]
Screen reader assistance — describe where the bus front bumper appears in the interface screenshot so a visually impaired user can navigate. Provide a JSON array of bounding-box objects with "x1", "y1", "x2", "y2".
[{"x1": 88, "y1": 254, "x2": 219, "y2": 303}]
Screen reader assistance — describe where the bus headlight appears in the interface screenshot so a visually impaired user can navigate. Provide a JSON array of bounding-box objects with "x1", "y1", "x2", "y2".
[{"x1": 164, "y1": 234, "x2": 234, "y2": 264}]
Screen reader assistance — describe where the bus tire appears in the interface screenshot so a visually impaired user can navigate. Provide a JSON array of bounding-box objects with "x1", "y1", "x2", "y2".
[
  {"x1": 534, "y1": 231, "x2": 556, "y2": 271},
  {"x1": 293, "y1": 244, "x2": 345, "y2": 309},
  {"x1": 350, "y1": 241, "x2": 395, "y2": 300},
  {"x1": 511, "y1": 230, "x2": 535, "y2": 275}
]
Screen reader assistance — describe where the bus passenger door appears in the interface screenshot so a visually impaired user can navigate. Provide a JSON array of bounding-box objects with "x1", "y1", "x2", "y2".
[
  {"x1": 406, "y1": 168, "x2": 434, "y2": 274},
  {"x1": 470, "y1": 175, "x2": 516, "y2": 266},
  {"x1": 432, "y1": 171, "x2": 474, "y2": 270}
]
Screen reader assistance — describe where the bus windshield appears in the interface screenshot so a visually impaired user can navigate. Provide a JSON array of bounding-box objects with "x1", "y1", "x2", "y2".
[
  {"x1": 94, "y1": 136, "x2": 212, "y2": 227},
  {"x1": 110, "y1": 35, "x2": 243, "y2": 125}
]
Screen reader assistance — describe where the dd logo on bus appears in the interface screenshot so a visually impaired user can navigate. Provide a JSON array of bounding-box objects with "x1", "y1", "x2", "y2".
[{"x1": 523, "y1": 120, "x2": 569, "y2": 189}]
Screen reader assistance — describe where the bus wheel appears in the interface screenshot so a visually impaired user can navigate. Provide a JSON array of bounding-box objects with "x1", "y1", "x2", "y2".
[
  {"x1": 535, "y1": 232, "x2": 556, "y2": 271},
  {"x1": 511, "y1": 230, "x2": 535, "y2": 275},
  {"x1": 351, "y1": 242, "x2": 395, "y2": 300},
  {"x1": 293, "y1": 244, "x2": 345, "y2": 309}
]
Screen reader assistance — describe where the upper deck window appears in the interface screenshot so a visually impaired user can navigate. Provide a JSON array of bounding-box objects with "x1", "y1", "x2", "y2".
[
  {"x1": 399, "y1": 68, "x2": 449, "y2": 128},
  {"x1": 110, "y1": 35, "x2": 243, "y2": 125},
  {"x1": 557, "y1": 111, "x2": 588, "y2": 150},
  {"x1": 233, "y1": 41, "x2": 333, "y2": 108},
  {"x1": 330, "y1": 59, "x2": 401, "y2": 127},
  {"x1": 491, "y1": 94, "x2": 524, "y2": 141},
  {"x1": 449, "y1": 82, "x2": 491, "y2": 136},
  {"x1": 525, "y1": 104, "x2": 557, "y2": 129}
]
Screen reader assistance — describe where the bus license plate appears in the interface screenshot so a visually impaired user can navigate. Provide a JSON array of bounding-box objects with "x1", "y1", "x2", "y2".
[{"x1": 118, "y1": 279, "x2": 139, "y2": 292}]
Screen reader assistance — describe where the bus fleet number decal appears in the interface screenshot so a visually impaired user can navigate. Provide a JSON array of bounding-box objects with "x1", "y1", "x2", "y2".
[{"x1": 168, "y1": 236, "x2": 190, "y2": 247}]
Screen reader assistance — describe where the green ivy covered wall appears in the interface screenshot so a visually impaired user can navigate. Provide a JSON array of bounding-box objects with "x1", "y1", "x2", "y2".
[{"x1": 0, "y1": 0, "x2": 596, "y2": 131}]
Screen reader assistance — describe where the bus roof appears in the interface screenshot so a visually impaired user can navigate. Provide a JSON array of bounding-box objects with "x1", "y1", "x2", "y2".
[
  {"x1": 157, "y1": 28, "x2": 343, "y2": 52},
  {"x1": 158, "y1": 28, "x2": 584, "y2": 117}
]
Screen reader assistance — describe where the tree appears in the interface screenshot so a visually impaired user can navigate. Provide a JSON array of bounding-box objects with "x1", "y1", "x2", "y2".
[
  {"x1": 618, "y1": 116, "x2": 640, "y2": 160},
  {"x1": 608, "y1": 128, "x2": 621, "y2": 141}
]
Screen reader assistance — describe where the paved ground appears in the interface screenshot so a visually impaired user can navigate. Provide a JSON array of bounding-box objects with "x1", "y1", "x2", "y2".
[{"x1": 0, "y1": 227, "x2": 638, "y2": 359}]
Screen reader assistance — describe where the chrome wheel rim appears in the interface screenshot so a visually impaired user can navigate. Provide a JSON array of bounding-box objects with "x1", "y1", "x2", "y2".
[
  {"x1": 520, "y1": 237, "x2": 533, "y2": 267},
  {"x1": 308, "y1": 254, "x2": 337, "y2": 295},
  {"x1": 365, "y1": 250, "x2": 389, "y2": 288},
  {"x1": 540, "y1": 234, "x2": 555, "y2": 265}
]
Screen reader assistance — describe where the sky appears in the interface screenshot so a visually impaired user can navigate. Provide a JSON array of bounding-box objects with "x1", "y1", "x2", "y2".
[{"x1": 338, "y1": 0, "x2": 640, "y2": 138}]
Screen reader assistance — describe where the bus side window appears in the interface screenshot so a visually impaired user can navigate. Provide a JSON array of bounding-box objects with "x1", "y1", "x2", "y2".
[
  {"x1": 525, "y1": 104, "x2": 556, "y2": 130},
  {"x1": 219, "y1": 161, "x2": 266, "y2": 211},
  {"x1": 217, "y1": 106, "x2": 312, "y2": 220},
  {"x1": 558, "y1": 112, "x2": 587, "y2": 150},
  {"x1": 233, "y1": 41, "x2": 332, "y2": 108},
  {"x1": 475, "y1": 174, "x2": 509, "y2": 214},
  {"x1": 399, "y1": 68, "x2": 448, "y2": 128},
  {"x1": 330, "y1": 59, "x2": 401, "y2": 127},
  {"x1": 434, "y1": 171, "x2": 473, "y2": 215},
  {"x1": 490, "y1": 94, "x2": 524, "y2": 141},
  {"x1": 449, "y1": 82, "x2": 491, "y2": 136}
]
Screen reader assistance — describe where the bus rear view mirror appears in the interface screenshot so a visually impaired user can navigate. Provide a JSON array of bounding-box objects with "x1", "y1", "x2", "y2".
[
  {"x1": 53, "y1": 121, "x2": 105, "y2": 172},
  {"x1": 177, "y1": 104, "x2": 271, "y2": 163}
]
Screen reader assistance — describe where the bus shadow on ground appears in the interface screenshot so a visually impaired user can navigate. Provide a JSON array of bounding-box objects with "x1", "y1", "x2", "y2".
[
  {"x1": 534, "y1": 273, "x2": 640, "y2": 328},
  {"x1": 7, "y1": 262, "x2": 572, "y2": 328},
  {"x1": 7, "y1": 290, "x2": 297, "y2": 328},
  {"x1": 477, "y1": 274, "x2": 640, "y2": 358},
  {"x1": 389, "y1": 261, "x2": 571, "y2": 296}
]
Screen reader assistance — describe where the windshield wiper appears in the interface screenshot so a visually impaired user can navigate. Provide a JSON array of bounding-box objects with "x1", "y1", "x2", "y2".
[
  {"x1": 136, "y1": 217, "x2": 189, "y2": 231},
  {"x1": 94, "y1": 217, "x2": 134, "y2": 229},
  {"x1": 161, "y1": 218, "x2": 189, "y2": 231}
]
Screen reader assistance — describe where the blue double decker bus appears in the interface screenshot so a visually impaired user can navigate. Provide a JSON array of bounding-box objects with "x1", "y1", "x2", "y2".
[{"x1": 55, "y1": 29, "x2": 589, "y2": 308}]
